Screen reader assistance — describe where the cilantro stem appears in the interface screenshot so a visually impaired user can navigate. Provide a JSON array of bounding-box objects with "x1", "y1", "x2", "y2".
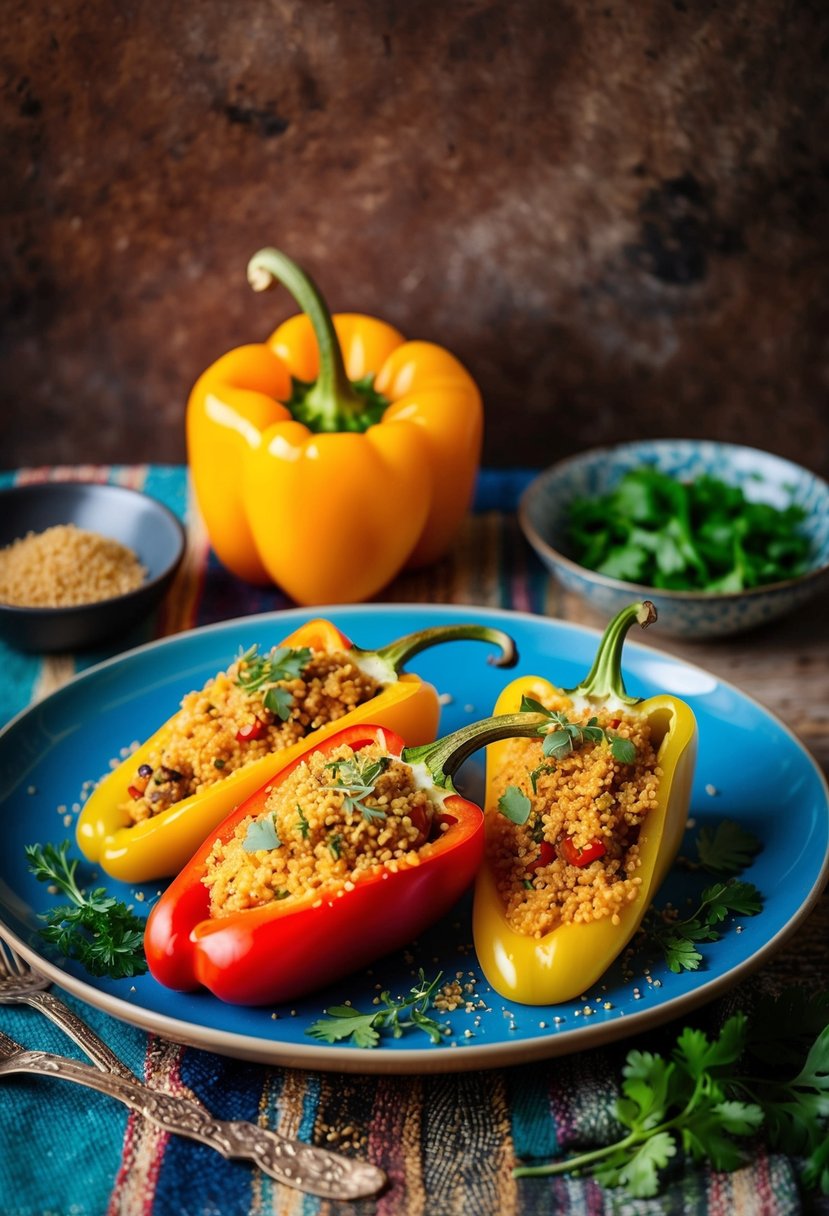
[
  {"x1": 515, "y1": 1078, "x2": 706, "y2": 1179},
  {"x1": 515, "y1": 1132, "x2": 642, "y2": 1178}
]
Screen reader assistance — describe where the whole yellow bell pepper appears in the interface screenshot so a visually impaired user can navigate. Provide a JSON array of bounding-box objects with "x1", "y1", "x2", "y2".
[
  {"x1": 76, "y1": 616, "x2": 516, "y2": 884},
  {"x1": 187, "y1": 248, "x2": 483, "y2": 604},
  {"x1": 472, "y1": 602, "x2": 698, "y2": 1005}
]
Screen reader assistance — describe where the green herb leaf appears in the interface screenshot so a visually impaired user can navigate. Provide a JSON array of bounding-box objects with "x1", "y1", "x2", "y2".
[
  {"x1": 641, "y1": 877, "x2": 764, "y2": 974},
  {"x1": 242, "y1": 813, "x2": 282, "y2": 853},
  {"x1": 528, "y1": 762, "x2": 555, "y2": 794},
  {"x1": 235, "y1": 645, "x2": 313, "y2": 721},
  {"x1": 295, "y1": 804, "x2": 310, "y2": 839},
  {"x1": 695, "y1": 820, "x2": 763, "y2": 875},
  {"x1": 611, "y1": 736, "x2": 637, "y2": 764},
  {"x1": 497, "y1": 785, "x2": 532, "y2": 825},
  {"x1": 566, "y1": 467, "x2": 811, "y2": 593},
  {"x1": 306, "y1": 970, "x2": 446, "y2": 1049},
  {"x1": 25, "y1": 841, "x2": 147, "y2": 979},
  {"x1": 594, "y1": 1131, "x2": 678, "y2": 1198},
  {"x1": 325, "y1": 755, "x2": 391, "y2": 822},
  {"x1": 529, "y1": 705, "x2": 637, "y2": 764}
]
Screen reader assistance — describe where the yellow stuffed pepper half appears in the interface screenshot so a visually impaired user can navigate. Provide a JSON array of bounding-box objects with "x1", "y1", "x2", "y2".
[
  {"x1": 77, "y1": 617, "x2": 516, "y2": 884},
  {"x1": 473, "y1": 602, "x2": 697, "y2": 1005}
]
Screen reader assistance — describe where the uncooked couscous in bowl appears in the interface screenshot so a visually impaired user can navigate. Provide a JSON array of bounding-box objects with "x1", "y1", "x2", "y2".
[{"x1": 0, "y1": 481, "x2": 185, "y2": 652}]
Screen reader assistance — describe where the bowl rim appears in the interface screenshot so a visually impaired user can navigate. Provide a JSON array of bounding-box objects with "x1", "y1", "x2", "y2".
[
  {"x1": 0, "y1": 481, "x2": 186, "y2": 619},
  {"x1": 519, "y1": 439, "x2": 829, "y2": 604}
]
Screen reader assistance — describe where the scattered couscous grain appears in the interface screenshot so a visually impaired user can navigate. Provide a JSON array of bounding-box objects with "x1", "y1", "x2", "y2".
[
  {"x1": 122, "y1": 646, "x2": 382, "y2": 823},
  {"x1": 0, "y1": 524, "x2": 145, "y2": 608},
  {"x1": 488, "y1": 698, "x2": 661, "y2": 936},
  {"x1": 203, "y1": 741, "x2": 440, "y2": 916}
]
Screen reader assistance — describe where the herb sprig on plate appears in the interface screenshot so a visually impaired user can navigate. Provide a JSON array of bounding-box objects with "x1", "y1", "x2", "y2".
[
  {"x1": 638, "y1": 819, "x2": 764, "y2": 974},
  {"x1": 26, "y1": 840, "x2": 147, "y2": 979},
  {"x1": 306, "y1": 969, "x2": 446, "y2": 1048}
]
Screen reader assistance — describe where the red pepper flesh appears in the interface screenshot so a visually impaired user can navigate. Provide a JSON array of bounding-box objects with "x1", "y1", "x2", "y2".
[
  {"x1": 558, "y1": 836, "x2": 607, "y2": 867},
  {"x1": 144, "y1": 724, "x2": 485, "y2": 1005},
  {"x1": 236, "y1": 718, "x2": 265, "y2": 742}
]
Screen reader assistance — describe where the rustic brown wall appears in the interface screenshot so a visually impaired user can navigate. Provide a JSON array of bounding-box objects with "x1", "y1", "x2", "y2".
[{"x1": 2, "y1": 0, "x2": 828, "y2": 475}]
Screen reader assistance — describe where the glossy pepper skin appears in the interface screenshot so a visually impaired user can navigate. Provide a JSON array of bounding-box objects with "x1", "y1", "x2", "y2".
[
  {"x1": 187, "y1": 248, "x2": 483, "y2": 603},
  {"x1": 145, "y1": 711, "x2": 550, "y2": 1006},
  {"x1": 472, "y1": 602, "x2": 698, "y2": 1006},
  {"x1": 76, "y1": 618, "x2": 516, "y2": 885}
]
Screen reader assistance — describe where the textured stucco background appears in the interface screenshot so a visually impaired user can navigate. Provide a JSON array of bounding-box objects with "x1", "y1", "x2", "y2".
[{"x1": 2, "y1": 0, "x2": 828, "y2": 473}]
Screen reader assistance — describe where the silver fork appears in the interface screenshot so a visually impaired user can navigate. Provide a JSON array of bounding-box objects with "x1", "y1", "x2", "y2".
[
  {"x1": 0, "y1": 939, "x2": 385, "y2": 1200},
  {"x1": 0, "y1": 938, "x2": 133, "y2": 1079}
]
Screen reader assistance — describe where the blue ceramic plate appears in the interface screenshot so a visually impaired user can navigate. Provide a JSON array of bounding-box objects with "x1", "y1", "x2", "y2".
[{"x1": 0, "y1": 605, "x2": 826, "y2": 1074}]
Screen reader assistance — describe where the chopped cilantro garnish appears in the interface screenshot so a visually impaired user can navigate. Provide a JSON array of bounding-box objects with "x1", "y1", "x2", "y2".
[{"x1": 567, "y1": 467, "x2": 811, "y2": 592}]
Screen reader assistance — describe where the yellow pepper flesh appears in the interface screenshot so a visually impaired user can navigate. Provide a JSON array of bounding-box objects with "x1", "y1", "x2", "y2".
[
  {"x1": 472, "y1": 609, "x2": 698, "y2": 1006},
  {"x1": 76, "y1": 617, "x2": 516, "y2": 885},
  {"x1": 187, "y1": 250, "x2": 483, "y2": 603}
]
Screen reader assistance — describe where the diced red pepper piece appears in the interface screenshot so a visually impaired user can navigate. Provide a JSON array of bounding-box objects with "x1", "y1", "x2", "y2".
[
  {"x1": 558, "y1": 836, "x2": 607, "y2": 867},
  {"x1": 236, "y1": 718, "x2": 265, "y2": 742},
  {"x1": 127, "y1": 785, "x2": 144, "y2": 800},
  {"x1": 526, "y1": 840, "x2": 556, "y2": 872}
]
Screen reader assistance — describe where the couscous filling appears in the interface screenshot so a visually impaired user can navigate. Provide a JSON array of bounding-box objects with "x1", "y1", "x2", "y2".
[
  {"x1": 203, "y1": 741, "x2": 441, "y2": 916},
  {"x1": 488, "y1": 696, "x2": 661, "y2": 936},
  {"x1": 123, "y1": 646, "x2": 382, "y2": 823}
]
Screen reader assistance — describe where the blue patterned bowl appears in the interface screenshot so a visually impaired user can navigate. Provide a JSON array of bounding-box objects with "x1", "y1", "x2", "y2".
[{"x1": 520, "y1": 440, "x2": 829, "y2": 638}]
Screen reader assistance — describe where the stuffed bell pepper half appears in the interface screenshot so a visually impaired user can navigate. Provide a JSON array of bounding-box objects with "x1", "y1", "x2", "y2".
[
  {"x1": 473, "y1": 601, "x2": 698, "y2": 1005},
  {"x1": 145, "y1": 712, "x2": 554, "y2": 1005},
  {"x1": 77, "y1": 618, "x2": 516, "y2": 884}
]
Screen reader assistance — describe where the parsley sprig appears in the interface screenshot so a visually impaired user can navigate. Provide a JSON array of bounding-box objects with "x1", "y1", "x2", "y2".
[
  {"x1": 639, "y1": 820, "x2": 764, "y2": 973},
  {"x1": 644, "y1": 881, "x2": 763, "y2": 974},
  {"x1": 520, "y1": 696, "x2": 637, "y2": 764},
  {"x1": 325, "y1": 755, "x2": 391, "y2": 822},
  {"x1": 235, "y1": 645, "x2": 313, "y2": 720},
  {"x1": 515, "y1": 1014, "x2": 763, "y2": 1195},
  {"x1": 515, "y1": 994, "x2": 829, "y2": 1197},
  {"x1": 306, "y1": 970, "x2": 446, "y2": 1048},
  {"x1": 25, "y1": 841, "x2": 147, "y2": 979},
  {"x1": 694, "y1": 819, "x2": 763, "y2": 875}
]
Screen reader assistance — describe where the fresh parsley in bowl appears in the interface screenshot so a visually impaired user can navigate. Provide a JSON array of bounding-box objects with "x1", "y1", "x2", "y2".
[{"x1": 520, "y1": 440, "x2": 829, "y2": 638}]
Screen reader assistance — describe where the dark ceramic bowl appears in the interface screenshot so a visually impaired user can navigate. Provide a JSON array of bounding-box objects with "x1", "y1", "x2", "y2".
[{"x1": 0, "y1": 482, "x2": 186, "y2": 653}]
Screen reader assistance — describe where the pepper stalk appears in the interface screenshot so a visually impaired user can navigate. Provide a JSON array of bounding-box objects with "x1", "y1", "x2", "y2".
[
  {"x1": 403, "y1": 712, "x2": 551, "y2": 794},
  {"x1": 247, "y1": 247, "x2": 386, "y2": 433},
  {"x1": 565, "y1": 600, "x2": 657, "y2": 709},
  {"x1": 352, "y1": 622, "x2": 518, "y2": 685}
]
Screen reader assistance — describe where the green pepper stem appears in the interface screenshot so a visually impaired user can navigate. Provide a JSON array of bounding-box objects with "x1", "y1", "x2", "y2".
[
  {"x1": 247, "y1": 247, "x2": 365, "y2": 430},
  {"x1": 566, "y1": 600, "x2": 656, "y2": 706},
  {"x1": 403, "y1": 712, "x2": 549, "y2": 791},
  {"x1": 365, "y1": 624, "x2": 518, "y2": 674}
]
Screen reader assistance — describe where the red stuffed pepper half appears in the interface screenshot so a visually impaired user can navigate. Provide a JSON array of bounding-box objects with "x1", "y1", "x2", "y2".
[{"x1": 145, "y1": 714, "x2": 550, "y2": 1005}]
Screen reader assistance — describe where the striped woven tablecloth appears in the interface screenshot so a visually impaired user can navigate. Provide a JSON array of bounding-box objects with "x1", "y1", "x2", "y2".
[{"x1": 0, "y1": 465, "x2": 824, "y2": 1216}]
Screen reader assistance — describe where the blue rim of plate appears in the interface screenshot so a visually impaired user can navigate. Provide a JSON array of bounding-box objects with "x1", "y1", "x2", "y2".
[{"x1": 0, "y1": 603, "x2": 826, "y2": 1074}]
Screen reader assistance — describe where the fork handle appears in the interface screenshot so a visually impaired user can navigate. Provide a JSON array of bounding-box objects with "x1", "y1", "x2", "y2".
[
  {"x1": 24, "y1": 991, "x2": 134, "y2": 1080},
  {"x1": 6, "y1": 1049, "x2": 386, "y2": 1200}
]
